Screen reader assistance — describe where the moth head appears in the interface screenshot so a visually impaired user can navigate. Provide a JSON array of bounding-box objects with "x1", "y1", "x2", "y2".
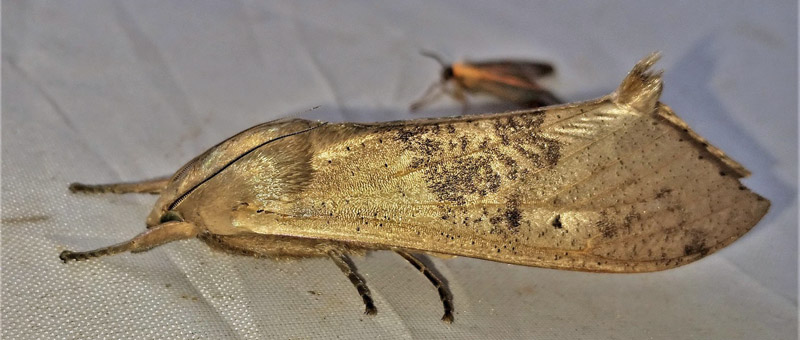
[
  {"x1": 441, "y1": 66, "x2": 455, "y2": 81},
  {"x1": 158, "y1": 210, "x2": 184, "y2": 224},
  {"x1": 147, "y1": 193, "x2": 182, "y2": 228},
  {"x1": 144, "y1": 173, "x2": 212, "y2": 229},
  {"x1": 144, "y1": 163, "x2": 197, "y2": 228},
  {"x1": 143, "y1": 159, "x2": 212, "y2": 229},
  {"x1": 419, "y1": 50, "x2": 453, "y2": 80}
]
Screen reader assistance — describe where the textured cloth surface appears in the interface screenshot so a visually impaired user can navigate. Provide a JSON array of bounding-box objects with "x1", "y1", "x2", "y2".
[{"x1": 2, "y1": 1, "x2": 797, "y2": 339}]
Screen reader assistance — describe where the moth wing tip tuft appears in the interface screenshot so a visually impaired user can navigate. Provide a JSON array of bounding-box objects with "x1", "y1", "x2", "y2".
[{"x1": 614, "y1": 52, "x2": 664, "y2": 114}]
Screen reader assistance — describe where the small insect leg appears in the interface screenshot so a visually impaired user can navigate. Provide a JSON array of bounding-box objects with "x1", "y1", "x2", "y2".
[
  {"x1": 393, "y1": 249, "x2": 454, "y2": 323},
  {"x1": 69, "y1": 176, "x2": 171, "y2": 195},
  {"x1": 410, "y1": 81, "x2": 447, "y2": 112},
  {"x1": 448, "y1": 85, "x2": 470, "y2": 114},
  {"x1": 60, "y1": 221, "x2": 199, "y2": 262},
  {"x1": 327, "y1": 249, "x2": 377, "y2": 315}
]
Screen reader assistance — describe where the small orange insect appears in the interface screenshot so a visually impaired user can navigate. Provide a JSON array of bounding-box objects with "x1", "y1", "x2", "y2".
[{"x1": 410, "y1": 51, "x2": 562, "y2": 112}]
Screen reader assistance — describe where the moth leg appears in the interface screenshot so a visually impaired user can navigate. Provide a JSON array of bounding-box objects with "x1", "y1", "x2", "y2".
[
  {"x1": 410, "y1": 81, "x2": 446, "y2": 112},
  {"x1": 60, "y1": 221, "x2": 199, "y2": 262},
  {"x1": 448, "y1": 85, "x2": 470, "y2": 114},
  {"x1": 393, "y1": 249, "x2": 454, "y2": 323},
  {"x1": 69, "y1": 176, "x2": 170, "y2": 195},
  {"x1": 327, "y1": 249, "x2": 377, "y2": 315}
]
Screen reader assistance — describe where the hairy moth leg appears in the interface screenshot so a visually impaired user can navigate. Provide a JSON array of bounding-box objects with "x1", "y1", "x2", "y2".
[
  {"x1": 394, "y1": 249, "x2": 454, "y2": 323},
  {"x1": 327, "y1": 249, "x2": 377, "y2": 315},
  {"x1": 448, "y1": 84, "x2": 470, "y2": 114},
  {"x1": 410, "y1": 81, "x2": 447, "y2": 112},
  {"x1": 60, "y1": 221, "x2": 199, "y2": 262},
  {"x1": 69, "y1": 176, "x2": 171, "y2": 195}
]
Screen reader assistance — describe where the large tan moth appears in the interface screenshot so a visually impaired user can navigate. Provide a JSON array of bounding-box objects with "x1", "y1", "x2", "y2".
[
  {"x1": 62, "y1": 54, "x2": 769, "y2": 323},
  {"x1": 410, "y1": 51, "x2": 562, "y2": 112}
]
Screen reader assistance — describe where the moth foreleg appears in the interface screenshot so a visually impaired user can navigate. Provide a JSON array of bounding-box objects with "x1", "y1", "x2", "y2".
[
  {"x1": 448, "y1": 85, "x2": 470, "y2": 114},
  {"x1": 394, "y1": 249, "x2": 454, "y2": 323},
  {"x1": 410, "y1": 81, "x2": 447, "y2": 112},
  {"x1": 60, "y1": 221, "x2": 199, "y2": 262},
  {"x1": 69, "y1": 176, "x2": 170, "y2": 195},
  {"x1": 327, "y1": 249, "x2": 377, "y2": 315}
]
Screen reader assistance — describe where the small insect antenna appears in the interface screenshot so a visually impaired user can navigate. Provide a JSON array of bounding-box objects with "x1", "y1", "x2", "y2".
[
  {"x1": 419, "y1": 50, "x2": 448, "y2": 68},
  {"x1": 410, "y1": 50, "x2": 451, "y2": 112}
]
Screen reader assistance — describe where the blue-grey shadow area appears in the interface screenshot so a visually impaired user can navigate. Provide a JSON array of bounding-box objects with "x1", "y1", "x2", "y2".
[
  {"x1": 307, "y1": 91, "x2": 610, "y2": 124},
  {"x1": 663, "y1": 36, "x2": 795, "y2": 227},
  {"x1": 303, "y1": 102, "x2": 528, "y2": 124}
]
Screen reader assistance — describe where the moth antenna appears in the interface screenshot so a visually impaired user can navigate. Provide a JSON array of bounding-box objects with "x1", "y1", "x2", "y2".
[
  {"x1": 419, "y1": 50, "x2": 448, "y2": 68},
  {"x1": 614, "y1": 52, "x2": 663, "y2": 114}
]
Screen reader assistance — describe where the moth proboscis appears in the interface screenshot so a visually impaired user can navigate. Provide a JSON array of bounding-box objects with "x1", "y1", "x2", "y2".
[
  {"x1": 410, "y1": 51, "x2": 562, "y2": 112},
  {"x1": 61, "y1": 53, "x2": 769, "y2": 323}
]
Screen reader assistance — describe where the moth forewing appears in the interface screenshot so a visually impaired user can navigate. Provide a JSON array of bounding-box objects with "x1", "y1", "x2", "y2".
[
  {"x1": 63, "y1": 53, "x2": 769, "y2": 322},
  {"x1": 220, "y1": 53, "x2": 767, "y2": 272}
]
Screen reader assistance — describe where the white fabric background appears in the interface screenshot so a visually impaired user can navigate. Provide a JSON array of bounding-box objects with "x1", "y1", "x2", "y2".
[{"x1": 2, "y1": 1, "x2": 797, "y2": 339}]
